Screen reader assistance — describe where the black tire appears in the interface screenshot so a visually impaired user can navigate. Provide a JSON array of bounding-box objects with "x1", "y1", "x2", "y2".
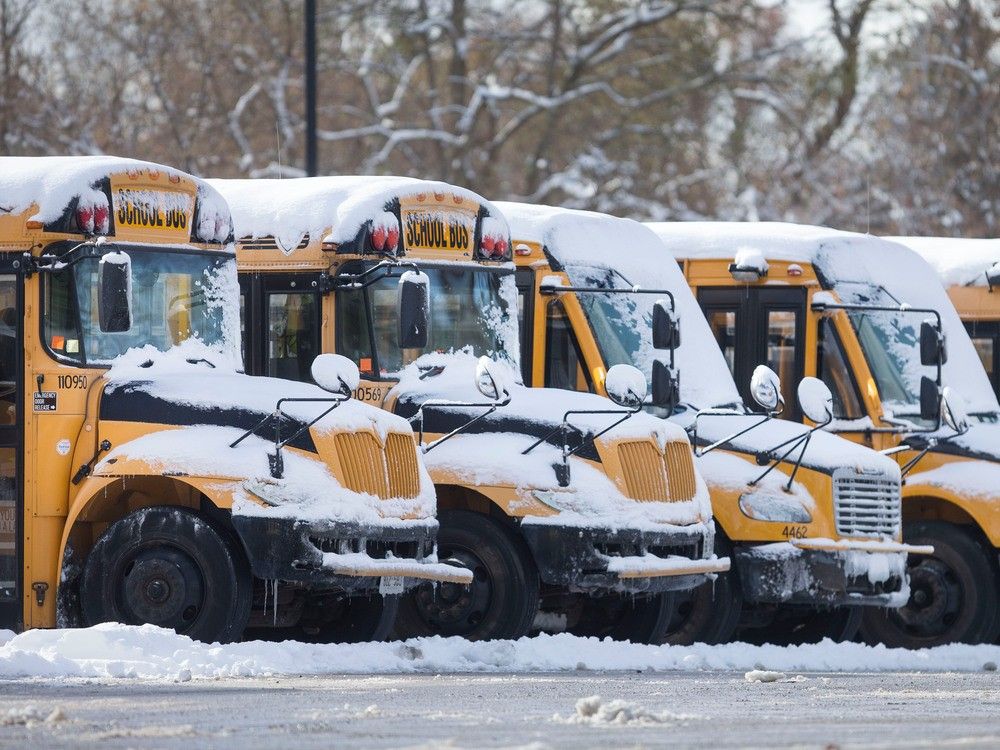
[
  {"x1": 295, "y1": 593, "x2": 400, "y2": 643},
  {"x1": 80, "y1": 506, "x2": 251, "y2": 643},
  {"x1": 662, "y1": 538, "x2": 742, "y2": 645},
  {"x1": 570, "y1": 593, "x2": 675, "y2": 644},
  {"x1": 741, "y1": 606, "x2": 862, "y2": 646},
  {"x1": 860, "y1": 521, "x2": 1000, "y2": 647},
  {"x1": 393, "y1": 510, "x2": 539, "y2": 640}
]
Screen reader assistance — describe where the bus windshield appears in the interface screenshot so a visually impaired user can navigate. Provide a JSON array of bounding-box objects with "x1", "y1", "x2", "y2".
[
  {"x1": 337, "y1": 263, "x2": 520, "y2": 379},
  {"x1": 43, "y1": 244, "x2": 238, "y2": 366},
  {"x1": 828, "y1": 282, "x2": 939, "y2": 426}
]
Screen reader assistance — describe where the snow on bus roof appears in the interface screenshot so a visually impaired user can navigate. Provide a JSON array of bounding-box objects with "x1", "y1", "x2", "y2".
[
  {"x1": 649, "y1": 221, "x2": 1000, "y2": 416},
  {"x1": 887, "y1": 236, "x2": 1000, "y2": 288},
  {"x1": 497, "y1": 202, "x2": 741, "y2": 411},
  {"x1": 210, "y1": 176, "x2": 509, "y2": 252},
  {"x1": 0, "y1": 155, "x2": 224, "y2": 224}
]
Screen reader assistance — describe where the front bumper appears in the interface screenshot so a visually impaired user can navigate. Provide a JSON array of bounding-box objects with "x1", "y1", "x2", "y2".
[
  {"x1": 734, "y1": 538, "x2": 932, "y2": 607},
  {"x1": 231, "y1": 516, "x2": 472, "y2": 592},
  {"x1": 519, "y1": 520, "x2": 728, "y2": 594}
]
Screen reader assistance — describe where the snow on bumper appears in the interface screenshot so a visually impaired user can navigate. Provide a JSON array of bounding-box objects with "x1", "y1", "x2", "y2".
[
  {"x1": 230, "y1": 515, "x2": 468, "y2": 591},
  {"x1": 519, "y1": 519, "x2": 718, "y2": 594},
  {"x1": 320, "y1": 552, "x2": 472, "y2": 584},
  {"x1": 734, "y1": 538, "x2": 931, "y2": 608}
]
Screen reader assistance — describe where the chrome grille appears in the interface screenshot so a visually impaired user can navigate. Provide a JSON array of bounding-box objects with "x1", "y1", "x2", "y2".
[{"x1": 832, "y1": 467, "x2": 901, "y2": 538}]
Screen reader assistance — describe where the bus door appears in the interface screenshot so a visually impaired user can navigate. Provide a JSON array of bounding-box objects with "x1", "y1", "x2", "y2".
[
  {"x1": 0, "y1": 264, "x2": 23, "y2": 630},
  {"x1": 964, "y1": 320, "x2": 1000, "y2": 399},
  {"x1": 514, "y1": 268, "x2": 535, "y2": 385},
  {"x1": 698, "y1": 287, "x2": 806, "y2": 420},
  {"x1": 239, "y1": 273, "x2": 322, "y2": 383}
]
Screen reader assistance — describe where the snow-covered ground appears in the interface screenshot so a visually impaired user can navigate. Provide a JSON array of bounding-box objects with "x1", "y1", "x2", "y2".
[{"x1": 1, "y1": 624, "x2": 997, "y2": 680}]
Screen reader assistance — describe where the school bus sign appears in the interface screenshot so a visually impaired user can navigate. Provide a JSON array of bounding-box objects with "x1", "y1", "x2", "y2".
[
  {"x1": 400, "y1": 194, "x2": 478, "y2": 255},
  {"x1": 110, "y1": 179, "x2": 195, "y2": 241}
]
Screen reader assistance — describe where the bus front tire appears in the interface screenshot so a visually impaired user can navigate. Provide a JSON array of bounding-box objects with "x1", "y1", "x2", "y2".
[
  {"x1": 393, "y1": 510, "x2": 539, "y2": 641},
  {"x1": 860, "y1": 521, "x2": 1000, "y2": 647},
  {"x1": 570, "y1": 592, "x2": 675, "y2": 644},
  {"x1": 80, "y1": 506, "x2": 251, "y2": 644}
]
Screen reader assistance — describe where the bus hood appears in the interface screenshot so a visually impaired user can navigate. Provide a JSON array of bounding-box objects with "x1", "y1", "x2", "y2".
[
  {"x1": 386, "y1": 352, "x2": 713, "y2": 530},
  {"x1": 94, "y1": 343, "x2": 436, "y2": 525},
  {"x1": 672, "y1": 410, "x2": 901, "y2": 481}
]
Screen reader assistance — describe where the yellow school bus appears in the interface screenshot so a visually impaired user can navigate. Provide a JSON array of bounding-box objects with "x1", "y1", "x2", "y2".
[
  {"x1": 0, "y1": 157, "x2": 466, "y2": 643},
  {"x1": 890, "y1": 237, "x2": 1000, "y2": 400},
  {"x1": 654, "y1": 221, "x2": 1000, "y2": 647},
  {"x1": 217, "y1": 176, "x2": 728, "y2": 643},
  {"x1": 502, "y1": 202, "x2": 916, "y2": 644}
]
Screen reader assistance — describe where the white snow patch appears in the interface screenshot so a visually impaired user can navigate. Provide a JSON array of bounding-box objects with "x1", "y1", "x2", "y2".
[
  {"x1": 556, "y1": 695, "x2": 698, "y2": 726},
  {"x1": 1, "y1": 625, "x2": 998, "y2": 680},
  {"x1": 889, "y1": 236, "x2": 1000, "y2": 288}
]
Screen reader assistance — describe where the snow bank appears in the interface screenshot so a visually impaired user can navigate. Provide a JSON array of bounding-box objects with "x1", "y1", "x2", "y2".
[
  {"x1": 211, "y1": 176, "x2": 510, "y2": 252},
  {"x1": 888, "y1": 236, "x2": 1000, "y2": 288},
  {"x1": 0, "y1": 624, "x2": 997, "y2": 680},
  {"x1": 0, "y1": 155, "x2": 225, "y2": 225}
]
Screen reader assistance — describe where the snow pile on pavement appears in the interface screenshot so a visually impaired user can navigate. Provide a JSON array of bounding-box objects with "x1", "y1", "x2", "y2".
[
  {"x1": 1, "y1": 624, "x2": 999, "y2": 680},
  {"x1": 557, "y1": 695, "x2": 697, "y2": 726}
]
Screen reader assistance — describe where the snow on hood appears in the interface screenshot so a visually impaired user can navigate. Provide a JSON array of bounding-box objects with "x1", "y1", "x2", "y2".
[
  {"x1": 0, "y1": 623, "x2": 996, "y2": 679},
  {"x1": 687, "y1": 414, "x2": 901, "y2": 479},
  {"x1": 0, "y1": 155, "x2": 227, "y2": 226},
  {"x1": 210, "y1": 176, "x2": 510, "y2": 251},
  {"x1": 888, "y1": 236, "x2": 1000, "y2": 288},
  {"x1": 498, "y1": 202, "x2": 741, "y2": 412},
  {"x1": 97, "y1": 341, "x2": 436, "y2": 523},
  {"x1": 650, "y1": 222, "x2": 1000, "y2": 417},
  {"x1": 389, "y1": 351, "x2": 712, "y2": 529}
]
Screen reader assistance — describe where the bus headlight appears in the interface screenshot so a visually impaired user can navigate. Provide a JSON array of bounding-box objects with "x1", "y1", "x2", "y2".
[{"x1": 738, "y1": 492, "x2": 811, "y2": 523}]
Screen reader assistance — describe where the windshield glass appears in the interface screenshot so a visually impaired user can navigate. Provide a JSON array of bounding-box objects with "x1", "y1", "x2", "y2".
[
  {"x1": 565, "y1": 264, "x2": 743, "y2": 413},
  {"x1": 337, "y1": 263, "x2": 520, "y2": 379},
  {"x1": 838, "y1": 283, "x2": 937, "y2": 426},
  {"x1": 43, "y1": 244, "x2": 238, "y2": 366}
]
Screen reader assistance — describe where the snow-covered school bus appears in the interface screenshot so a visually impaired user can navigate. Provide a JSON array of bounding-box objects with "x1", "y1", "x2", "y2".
[
  {"x1": 218, "y1": 176, "x2": 728, "y2": 643},
  {"x1": 655, "y1": 222, "x2": 1000, "y2": 647},
  {"x1": 503, "y1": 203, "x2": 916, "y2": 644},
  {"x1": 0, "y1": 157, "x2": 466, "y2": 643},
  {"x1": 890, "y1": 237, "x2": 1000, "y2": 400}
]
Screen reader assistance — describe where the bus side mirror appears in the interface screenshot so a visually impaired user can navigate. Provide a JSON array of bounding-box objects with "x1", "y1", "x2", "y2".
[
  {"x1": 920, "y1": 376, "x2": 941, "y2": 422},
  {"x1": 606, "y1": 364, "x2": 647, "y2": 409},
  {"x1": 98, "y1": 252, "x2": 132, "y2": 333},
  {"x1": 652, "y1": 301, "x2": 680, "y2": 350},
  {"x1": 398, "y1": 270, "x2": 429, "y2": 350},
  {"x1": 750, "y1": 365, "x2": 783, "y2": 414},
  {"x1": 920, "y1": 321, "x2": 947, "y2": 367},
  {"x1": 651, "y1": 360, "x2": 680, "y2": 412}
]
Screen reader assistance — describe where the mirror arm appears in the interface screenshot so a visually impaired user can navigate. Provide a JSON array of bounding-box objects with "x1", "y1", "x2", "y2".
[
  {"x1": 23, "y1": 239, "x2": 110, "y2": 276},
  {"x1": 228, "y1": 395, "x2": 348, "y2": 479},
  {"x1": 522, "y1": 406, "x2": 637, "y2": 457},
  {"x1": 538, "y1": 283, "x2": 675, "y2": 312},
  {"x1": 330, "y1": 259, "x2": 421, "y2": 291},
  {"x1": 750, "y1": 414, "x2": 832, "y2": 491},
  {"x1": 900, "y1": 442, "x2": 935, "y2": 478},
  {"x1": 691, "y1": 412, "x2": 771, "y2": 457},
  {"x1": 416, "y1": 395, "x2": 512, "y2": 454}
]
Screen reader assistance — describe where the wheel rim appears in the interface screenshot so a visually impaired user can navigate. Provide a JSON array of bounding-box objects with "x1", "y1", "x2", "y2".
[
  {"x1": 412, "y1": 545, "x2": 493, "y2": 636},
  {"x1": 890, "y1": 556, "x2": 964, "y2": 639},
  {"x1": 117, "y1": 546, "x2": 206, "y2": 632}
]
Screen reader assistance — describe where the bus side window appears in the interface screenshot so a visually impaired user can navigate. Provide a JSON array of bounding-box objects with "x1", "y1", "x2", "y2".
[
  {"x1": 817, "y1": 318, "x2": 864, "y2": 420},
  {"x1": 966, "y1": 321, "x2": 1000, "y2": 399},
  {"x1": 706, "y1": 309, "x2": 737, "y2": 376},
  {"x1": 765, "y1": 309, "x2": 800, "y2": 419},
  {"x1": 266, "y1": 292, "x2": 320, "y2": 382},
  {"x1": 544, "y1": 300, "x2": 591, "y2": 392},
  {"x1": 514, "y1": 269, "x2": 534, "y2": 385}
]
